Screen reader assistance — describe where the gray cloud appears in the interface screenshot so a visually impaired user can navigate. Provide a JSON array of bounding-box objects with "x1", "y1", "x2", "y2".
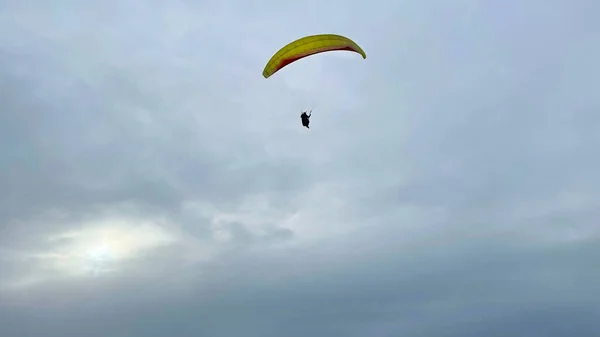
[{"x1": 1, "y1": 0, "x2": 599, "y2": 336}]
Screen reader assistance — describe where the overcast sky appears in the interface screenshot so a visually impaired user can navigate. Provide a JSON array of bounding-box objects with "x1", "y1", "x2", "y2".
[{"x1": 1, "y1": 0, "x2": 599, "y2": 336}]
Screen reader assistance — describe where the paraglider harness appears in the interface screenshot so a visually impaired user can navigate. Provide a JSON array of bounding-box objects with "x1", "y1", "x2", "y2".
[{"x1": 301, "y1": 110, "x2": 312, "y2": 128}]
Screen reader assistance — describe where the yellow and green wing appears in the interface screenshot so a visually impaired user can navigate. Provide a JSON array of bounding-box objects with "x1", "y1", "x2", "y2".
[{"x1": 262, "y1": 34, "x2": 366, "y2": 79}]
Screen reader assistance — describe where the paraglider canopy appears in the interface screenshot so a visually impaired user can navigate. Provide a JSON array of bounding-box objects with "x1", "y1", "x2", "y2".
[{"x1": 262, "y1": 34, "x2": 367, "y2": 79}]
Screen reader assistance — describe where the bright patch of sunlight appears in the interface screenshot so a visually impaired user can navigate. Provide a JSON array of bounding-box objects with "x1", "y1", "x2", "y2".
[
  {"x1": 40, "y1": 219, "x2": 177, "y2": 277},
  {"x1": 0, "y1": 218, "x2": 180, "y2": 291}
]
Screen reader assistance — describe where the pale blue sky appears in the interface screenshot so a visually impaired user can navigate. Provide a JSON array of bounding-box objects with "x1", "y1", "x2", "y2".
[{"x1": 1, "y1": 0, "x2": 599, "y2": 336}]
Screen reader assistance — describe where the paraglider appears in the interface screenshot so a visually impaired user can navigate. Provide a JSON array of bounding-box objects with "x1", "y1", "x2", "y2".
[
  {"x1": 262, "y1": 34, "x2": 366, "y2": 129},
  {"x1": 300, "y1": 110, "x2": 312, "y2": 129},
  {"x1": 262, "y1": 34, "x2": 366, "y2": 79}
]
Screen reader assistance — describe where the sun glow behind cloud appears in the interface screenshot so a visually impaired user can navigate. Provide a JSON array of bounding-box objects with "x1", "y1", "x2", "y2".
[{"x1": 2, "y1": 218, "x2": 179, "y2": 290}]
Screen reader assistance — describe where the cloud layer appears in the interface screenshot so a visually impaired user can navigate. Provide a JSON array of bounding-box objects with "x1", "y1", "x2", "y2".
[{"x1": 1, "y1": 0, "x2": 599, "y2": 336}]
